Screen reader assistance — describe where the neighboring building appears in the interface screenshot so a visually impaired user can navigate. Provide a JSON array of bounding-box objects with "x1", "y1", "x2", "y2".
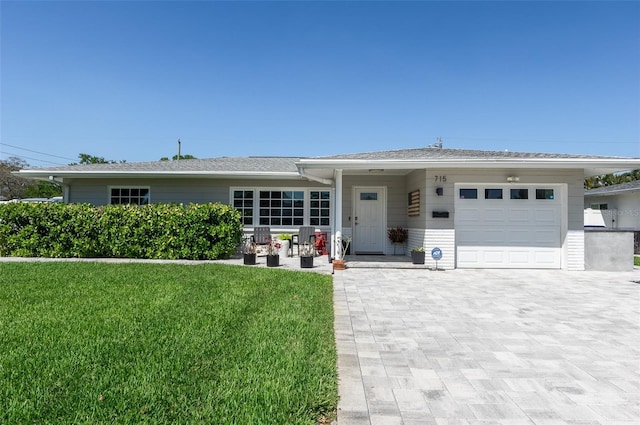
[
  {"x1": 584, "y1": 180, "x2": 640, "y2": 230},
  {"x1": 17, "y1": 147, "x2": 640, "y2": 270}
]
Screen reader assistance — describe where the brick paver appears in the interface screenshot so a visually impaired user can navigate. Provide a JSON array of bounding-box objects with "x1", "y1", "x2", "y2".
[{"x1": 333, "y1": 268, "x2": 640, "y2": 425}]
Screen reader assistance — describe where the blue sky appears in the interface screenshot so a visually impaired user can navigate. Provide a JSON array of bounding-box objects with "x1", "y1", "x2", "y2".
[{"x1": 1, "y1": 0, "x2": 639, "y2": 166}]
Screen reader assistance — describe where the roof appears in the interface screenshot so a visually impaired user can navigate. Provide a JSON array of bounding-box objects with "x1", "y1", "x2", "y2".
[
  {"x1": 299, "y1": 147, "x2": 640, "y2": 178},
  {"x1": 17, "y1": 156, "x2": 303, "y2": 181},
  {"x1": 15, "y1": 147, "x2": 640, "y2": 181},
  {"x1": 584, "y1": 179, "x2": 640, "y2": 197},
  {"x1": 314, "y1": 147, "x2": 618, "y2": 160}
]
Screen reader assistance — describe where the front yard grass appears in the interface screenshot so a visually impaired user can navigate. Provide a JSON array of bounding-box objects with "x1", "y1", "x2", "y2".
[
  {"x1": 0, "y1": 262, "x2": 337, "y2": 424},
  {"x1": 635, "y1": 256, "x2": 640, "y2": 267}
]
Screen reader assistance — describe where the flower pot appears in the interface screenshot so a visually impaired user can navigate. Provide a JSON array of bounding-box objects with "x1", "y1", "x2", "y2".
[
  {"x1": 300, "y1": 256, "x2": 314, "y2": 269},
  {"x1": 243, "y1": 253, "x2": 256, "y2": 265},
  {"x1": 266, "y1": 254, "x2": 279, "y2": 267},
  {"x1": 333, "y1": 259, "x2": 346, "y2": 271},
  {"x1": 411, "y1": 251, "x2": 425, "y2": 265},
  {"x1": 278, "y1": 240, "x2": 290, "y2": 257}
]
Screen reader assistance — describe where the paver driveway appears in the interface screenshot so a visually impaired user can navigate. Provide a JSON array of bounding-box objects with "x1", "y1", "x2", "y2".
[{"x1": 333, "y1": 268, "x2": 640, "y2": 425}]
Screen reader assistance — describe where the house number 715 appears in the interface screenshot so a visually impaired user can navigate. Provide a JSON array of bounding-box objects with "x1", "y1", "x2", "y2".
[{"x1": 434, "y1": 176, "x2": 447, "y2": 182}]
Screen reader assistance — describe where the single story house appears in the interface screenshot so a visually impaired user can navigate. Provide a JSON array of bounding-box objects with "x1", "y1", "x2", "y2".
[
  {"x1": 17, "y1": 147, "x2": 640, "y2": 270},
  {"x1": 584, "y1": 180, "x2": 640, "y2": 230}
]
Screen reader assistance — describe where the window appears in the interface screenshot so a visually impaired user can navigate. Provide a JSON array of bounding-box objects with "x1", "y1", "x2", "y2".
[
  {"x1": 536, "y1": 189, "x2": 555, "y2": 200},
  {"x1": 360, "y1": 192, "x2": 378, "y2": 201},
  {"x1": 459, "y1": 189, "x2": 478, "y2": 199},
  {"x1": 232, "y1": 188, "x2": 332, "y2": 227},
  {"x1": 233, "y1": 190, "x2": 254, "y2": 225},
  {"x1": 110, "y1": 187, "x2": 149, "y2": 205},
  {"x1": 510, "y1": 189, "x2": 529, "y2": 200},
  {"x1": 259, "y1": 190, "x2": 304, "y2": 226},
  {"x1": 590, "y1": 203, "x2": 608, "y2": 210},
  {"x1": 310, "y1": 191, "x2": 331, "y2": 226},
  {"x1": 485, "y1": 189, "x2": 503, "y2": 199}
]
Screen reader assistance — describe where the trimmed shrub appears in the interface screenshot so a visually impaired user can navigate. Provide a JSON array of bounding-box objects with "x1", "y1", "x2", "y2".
[{"x1": 0, "y1": 202, "x2": 242, "y2": 260}]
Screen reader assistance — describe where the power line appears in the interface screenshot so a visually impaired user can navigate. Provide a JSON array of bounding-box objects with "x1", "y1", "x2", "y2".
[
  {"x1": 0, "y1": 151, "x2": 66, "y2": 166},
  {"x1": 0, "y1": 142, "x2": 77, "y2": 162}
]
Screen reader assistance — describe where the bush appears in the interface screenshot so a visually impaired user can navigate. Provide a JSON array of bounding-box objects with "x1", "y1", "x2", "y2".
[{"x1": 0, "y1": 202, "x2": 242, "y2": 260}]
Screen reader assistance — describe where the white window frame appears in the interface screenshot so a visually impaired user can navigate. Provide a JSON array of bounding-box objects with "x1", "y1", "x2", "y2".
[
  {"x1": 230, "y1": 187, "x2": 332, "y2": 229},
  {"x1": 108, "y1": 186, "x2": 151, "y2": 205}
]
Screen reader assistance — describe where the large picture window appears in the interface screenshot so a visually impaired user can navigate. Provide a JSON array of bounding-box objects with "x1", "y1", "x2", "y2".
[
  {"x1": 110, "y1": 187, "x2": 150, "y2": 205},
  {"x1": 231, "y1": 188, "x2": 331, "y2": 227},
  {"x1": 259, "y1": 190, "x2": 304, "y2": 226}
]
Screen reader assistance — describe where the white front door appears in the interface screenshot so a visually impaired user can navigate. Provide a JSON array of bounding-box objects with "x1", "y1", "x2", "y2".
[{"x1": 354, "y1": 187, "x2": 385, "y2": 254}]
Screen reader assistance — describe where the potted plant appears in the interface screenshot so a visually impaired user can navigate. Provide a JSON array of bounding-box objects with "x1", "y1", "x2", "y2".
[
  {"x1": 387, "y1": 227, "x2": 408, "y2": 244},
  {"x1": 411, "y1": 246, "x2": 425, "y2": 264},
  {"x1": 266, "y1": 240, "x2": 281, "y2": 267},
  {"x1": 243, "y1": 239, "x2": 257, "y2": 265},
  {"x1": 333, "y1": 237, "x2": 351, "y2": 271},
  {"x1": 300, "y1": 242, "x2": 314, "y2": 268},
  {"x1": 388, "y1": 227, "x2": 408, "y2": 255},
  {"x1": 278, "y1": 233, "x2": 292, "y2": 257}
]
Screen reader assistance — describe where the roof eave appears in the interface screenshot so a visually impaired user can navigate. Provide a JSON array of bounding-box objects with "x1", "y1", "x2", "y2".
[
  {"x1": 16, "y1": 170, "x2": 303, "y2": 180},
  {"x1": 585, "y1": 188, "x2": 640, "y2": 197},
  {"x1": 297, "y1": 158, "x2": 640, "y2": 170}
]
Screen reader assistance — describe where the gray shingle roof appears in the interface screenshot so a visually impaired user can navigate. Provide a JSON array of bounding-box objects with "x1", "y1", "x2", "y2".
[
  {"x1": 314, "y1": 147, "x2": 624, "y2": 160},
  {"x1": 584, "y1": 179, "x2": 640, "y2": 196},
  {"x1": 29, "y1": 156, "x2": 302, "y2": 173}
]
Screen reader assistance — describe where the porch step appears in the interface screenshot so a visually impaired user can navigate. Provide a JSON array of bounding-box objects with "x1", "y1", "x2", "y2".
[
  {"x1": 346, "y1": 261, "x2": 431, "y2": 270},
  {"x1": 343, "y1": 255, "x2": 434, "y2": 270}
]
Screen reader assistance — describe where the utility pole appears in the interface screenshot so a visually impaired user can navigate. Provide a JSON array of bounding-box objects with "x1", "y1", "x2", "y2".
[{"x1": 177, "y1": 138, "x2": 181, "y2": 160}]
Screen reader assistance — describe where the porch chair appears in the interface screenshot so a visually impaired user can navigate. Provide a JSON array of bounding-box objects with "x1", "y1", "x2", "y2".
[
  {"x1": 292, "y1": 226, "x2": 317, "y2": 256},
  {"x1": 251, "y1": 226, "x2": 272, "y2": 247}
]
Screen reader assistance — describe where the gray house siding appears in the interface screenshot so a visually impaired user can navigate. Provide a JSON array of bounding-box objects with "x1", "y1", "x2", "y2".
[{"x1": 67, "y1": 178, "x2": 329, "y2": 206}]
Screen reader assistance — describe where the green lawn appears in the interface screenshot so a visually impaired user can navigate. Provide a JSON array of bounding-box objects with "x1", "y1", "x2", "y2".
[
  {"x1": 635, "y1": 256, "x2": 640, "y2": 267},
  {"x1": 0, "y1": 262, "x2": 337, "y2": 424}
]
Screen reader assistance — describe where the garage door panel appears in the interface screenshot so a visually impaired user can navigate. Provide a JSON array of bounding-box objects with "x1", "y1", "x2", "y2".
[
  {"x1": 456, "y1": 208, "x2": 482, "y2": 223},
  {"x1": 457, "y1": 248, "x2": 480, "y2": 266},
  {"x1": 534, "y1": 229, "x2": 559, "y2": 245},
  {"x1": 483, "y1": 249, "x2": 506, "y2": 265},
  {"x1": 484, "y1": 208, "x2": 506, "y2": 223},
  {"x1": 507, "y1": 229, "x2": 533, "y2": 245},
  {"x1": 534, "y1": 250, "x2": 561, "y2": 267},
  {"x1": 507, "y1": 250, "x2": 532, "y2": 265},
  {"x1": 507, "y1": 208, "x2": 532, "y2": 222},
  {"x1": 479, "y1": 229, "x2": 507, "y2": 244},
  {"x1": 455, "y1": 185, "x2": 561, "y2": 269},
  {"x1": 534, "y1": 208, "x2": 559, "y2": 223}
]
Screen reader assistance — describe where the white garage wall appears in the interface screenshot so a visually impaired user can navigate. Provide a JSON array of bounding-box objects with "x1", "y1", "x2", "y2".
[
  {"x1": 585, "y1": 193, "x2": 640, "y2": 230},
  {"x1": 419, "y1": 168, "x2": 585, "y2": 270}
]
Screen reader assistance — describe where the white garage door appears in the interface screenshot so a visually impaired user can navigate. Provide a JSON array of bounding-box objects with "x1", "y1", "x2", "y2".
[{"x1": 455, "y1": 185, "x2": 561, "y2": 269}]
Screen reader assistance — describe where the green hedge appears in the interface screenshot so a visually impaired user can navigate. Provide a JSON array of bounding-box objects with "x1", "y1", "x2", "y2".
[{"x1": 0, "y1": 202, "x2": 243, "y2": 260}]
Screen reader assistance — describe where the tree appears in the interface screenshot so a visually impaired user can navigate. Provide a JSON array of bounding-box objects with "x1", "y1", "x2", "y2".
[
  {"x1": 71, "y1": 153, "x2": 125, "y2": 165},
  {"x1": 23, "y1": 181, "x2": 62, "y2": 198},
  {"x1": 0, "y1": 157, "x2": 63, "y2": 199},
  {"x1": 0, "y1": 157, "x2": 33, "y2": 200},
  {"x1": 160, "y1": 154, "x2": 197, "y2": 161},
  {"x1": 584, "y1": 169, "x2": 640, "y2": 189}
]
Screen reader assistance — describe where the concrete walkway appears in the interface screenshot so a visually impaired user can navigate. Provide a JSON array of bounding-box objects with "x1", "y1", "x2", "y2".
[{"x1": 333, "y1": 268, "x2": 640, "y2": 425}]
